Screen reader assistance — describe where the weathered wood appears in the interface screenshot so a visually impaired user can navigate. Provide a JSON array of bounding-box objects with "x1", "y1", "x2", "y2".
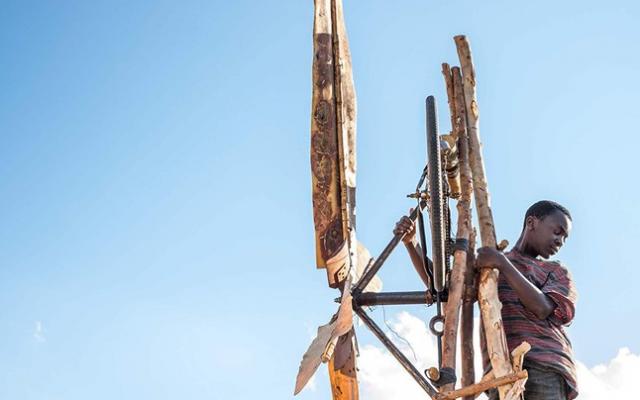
[
  {"x1": 331, "y1": 0, "x2": 357, "y2": 259},
  {"x1": 454, "y1": 35, "x2": 515, "y2": 400},
  {"x1": 307, "y1": 1, "x2": 360, "y2": 398},
  {"x1": 440, "y1": 64, "x2": 462, "y2": 198},
  {"x1": 460, "y1": 229, "x2": 477, "y2": 400},
  {"x1": 455, "y1": 67, "x2": 477, "y2": 398},
  {"x1": 441, "y1": 63, "x2": 456, "y2": 133},
  {"x1": 436, "y1": 371, "x2": 528, "y2": 400},
  {"x1": 328, "y1": 332, "x2": 359, "y2": 400},
  {"x1": 327, "y1": 0, "x2": 359, "y2": 398},
  {"x1": 311, "y1": 0, "x2": 343, "y2": 281},
  {"x1": 510, "y1": 342, "x2": 531, "y2": 373},
  {"x1": 440, "y1": 65, "x2": 473, "y2": 392}
]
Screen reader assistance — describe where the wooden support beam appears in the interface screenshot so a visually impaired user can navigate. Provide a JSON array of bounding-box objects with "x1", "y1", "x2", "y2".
[
  {"x1": 454, "y1": 35, "x2": 516, "y2": 400},
  {"x1": 441, "y1": 63, "x2": 456, "y2": 134},
  {"x1": 460, "y1": 228, "x2": 477, "y2": 400},
  {"x1": 440, "y1": 65, "x2": 474, "y2": 392}
]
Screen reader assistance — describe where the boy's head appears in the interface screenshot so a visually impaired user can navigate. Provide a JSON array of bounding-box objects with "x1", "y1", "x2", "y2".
[{"x1": 521, "y1": 200, "x2": 572, "y2": 259}]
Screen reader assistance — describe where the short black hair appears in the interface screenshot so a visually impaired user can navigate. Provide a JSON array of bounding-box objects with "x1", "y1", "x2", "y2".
[{"x1": 522, "y1": 200, "x2": 572, "y2": 229}]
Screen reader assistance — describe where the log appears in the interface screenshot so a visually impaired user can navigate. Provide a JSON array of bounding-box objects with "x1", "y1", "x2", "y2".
[
  {"x1": 441, "y1": 63, "x2": 456, "y2": 134},
  {"x1": 440, "y1": 64, "x2": 461, "y2": 198},
  {"x1": 454, "y1": 35, "x2": 514, "y2": 400},
  {"x1": 436, "y1": 371, "x2": 528, "y2": 400},
  {"x1": 460, "y1": 228, "x2": 477, "y2": 400},
  {"x1": 440, "y1": 65, "x2": 474, "y2": 392}
]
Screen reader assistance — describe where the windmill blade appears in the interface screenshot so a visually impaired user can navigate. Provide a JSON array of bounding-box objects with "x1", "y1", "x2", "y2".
[
  {"x1": 294, "y1": 320, "x2": 338, "y2": 395},
  {"x1": 306, "y1": 0, "x2": 361, "y2": 398},
  {"x1": 354, "y1": 241, "x2": 382, "y2": 293},
  {"x1": 294, "y1": 239, "x2": 382, "y2": 395}
]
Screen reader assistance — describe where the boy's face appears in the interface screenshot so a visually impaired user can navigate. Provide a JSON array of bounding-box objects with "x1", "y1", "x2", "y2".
[{"x1": 527, "y1": 210, "x2": 572, "y2": 259}]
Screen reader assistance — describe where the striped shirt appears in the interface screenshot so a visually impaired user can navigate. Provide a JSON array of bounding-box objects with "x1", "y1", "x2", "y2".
[{"x1": 482, "y1": 250, "x2": 578, "y2": 399}]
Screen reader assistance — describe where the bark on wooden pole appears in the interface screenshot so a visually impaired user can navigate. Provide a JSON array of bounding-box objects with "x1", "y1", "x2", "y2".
[
  {"x1": 442, "y1": 63, "x2": 456, "y2": 133},
  {"x1": 460, "y1": 229, "x2": 477, "y2": 400},
  {"x1": 440, "y1": 65, "x2": 473, "y2": 392},
  {"x1": 454, "y1": 35, "x2": 515, "y2": 400},
  {"x1": 440, "y1": 63, "x2": 462, "y2": 198}
]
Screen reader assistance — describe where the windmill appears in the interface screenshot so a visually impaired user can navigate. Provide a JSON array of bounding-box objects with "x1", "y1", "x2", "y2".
[{"x1": 295, "y1": 2, "x2": 531, "y2": 399}]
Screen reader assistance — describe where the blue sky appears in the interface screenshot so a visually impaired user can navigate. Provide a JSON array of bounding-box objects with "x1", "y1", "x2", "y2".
[{"x1": 1, "y1": 1, "x2": 639, "y2": 399}]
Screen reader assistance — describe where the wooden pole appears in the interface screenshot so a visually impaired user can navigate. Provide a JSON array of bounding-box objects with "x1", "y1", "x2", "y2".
[
  {"x1": 440, "y1": 63, "x2": 462, "y2": 199},
  {"x1": 460, "y1": 229, "x2": 477, "y2": 400},
  {"x1": 440, "y1": 65, "x2": 473, "y2": 392},
  {"x1": 436, "y1": 371, "x2": 528, "y2": 400},
  {"x1": 441, "y1": 63, "x2": 456, "y2": 133},
  {"x1": 454, "y1": 35, "x2": 515, "y2": 400}
]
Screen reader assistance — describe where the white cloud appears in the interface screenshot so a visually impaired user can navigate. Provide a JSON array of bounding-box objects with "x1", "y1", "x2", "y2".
[
  {"x1": 576, "y1": 348, "x2": 640, "y2": 399},
  {"x1": 357, "y1": 311, "x2": 638, "y2": 400},
  {"x1": 358, "y1": 311, "x2": 487, "y2": 400}
]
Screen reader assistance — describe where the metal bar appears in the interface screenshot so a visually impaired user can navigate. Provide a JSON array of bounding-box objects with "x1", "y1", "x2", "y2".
[
  {"x1": 436, "y1": 297, "x2": 443, "y2": 367},
  {"x1": 353, "y1": 291, "x2": 433, "y2": 307},
  {"x1": 352, "y1": 204, "x2": 424, "y2": 295},
  {"x1": 354, "y1": 306, "x2": 438, "y2": 398},
  {"x1": 417, "y1": 205, "x2": 435, "y2": 292}
]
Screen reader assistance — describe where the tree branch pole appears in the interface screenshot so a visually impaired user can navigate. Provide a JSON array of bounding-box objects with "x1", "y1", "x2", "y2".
[
  {"x1": 454, "y1": 35, "x2": 515, "y2": 400},
  {"x1": 440, "y1": 65, "x2": 474, "y2": 392},
  {"x1": 441, "y1": 63, "x2": 456, "y2": 134},
  {"x1": 460, "y1": 229, "x2": 477, "y2": 400},
  {"x1": 455, "y1": 65, "x2": 477, "y2": 399}
]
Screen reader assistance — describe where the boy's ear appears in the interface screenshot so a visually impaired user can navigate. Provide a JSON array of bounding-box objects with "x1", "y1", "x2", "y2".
[{"x1": 525, "y1": 216, "x2": 536, "y2": 230}]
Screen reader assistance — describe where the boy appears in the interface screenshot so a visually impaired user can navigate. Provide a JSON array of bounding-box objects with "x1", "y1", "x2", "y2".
[{"x1": 394, "y1": 200, "x2": 578, "y2": 399}]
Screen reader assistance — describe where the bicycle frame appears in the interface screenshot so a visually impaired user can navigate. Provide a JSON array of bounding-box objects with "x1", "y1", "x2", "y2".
[{"x1": 349, "y1": 96, "x2": 455, "y2": 398}]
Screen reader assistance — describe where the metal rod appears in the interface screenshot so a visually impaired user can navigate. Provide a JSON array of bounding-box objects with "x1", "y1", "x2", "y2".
[
  {"x1": 353, "y1": 291, "x2": 433, "y2": 307},
  {"x1": 354, "y1": 306, "x2": 439, "y2": 398},
  {"x1": 352, "y1": 206, "x2": 423, "y2": 295},
  {"x1": 436, "y1": 297, "x2": 443, "y2": 367},
  {"x1": 417, "y1": 205, "x2": 435, "y2": 292}
]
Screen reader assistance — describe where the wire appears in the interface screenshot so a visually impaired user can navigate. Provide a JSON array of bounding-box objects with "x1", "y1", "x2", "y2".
[{"x1": 382, "y1": 305, "x2": 418, "y2": 362}]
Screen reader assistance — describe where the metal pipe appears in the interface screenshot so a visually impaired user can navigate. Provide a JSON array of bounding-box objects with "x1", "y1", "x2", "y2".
[
  {"x1": 354, "y1": 306, "x2": 439, "y2": 398},
  {"x1": 353, "y1": 291, "x2": 433, "y2": 307}
]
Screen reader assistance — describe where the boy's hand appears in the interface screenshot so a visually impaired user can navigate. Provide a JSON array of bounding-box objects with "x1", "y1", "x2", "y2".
[
  {"x1": 394, "y1": 213, "x2": 416, "y2": 244},
  {"x1": 475, "y1": 247, "x2": 508, "y2": 271}
]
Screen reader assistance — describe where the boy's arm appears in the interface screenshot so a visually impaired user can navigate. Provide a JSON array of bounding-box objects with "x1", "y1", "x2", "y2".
[
  {"x1": 476, "y1": 247, "x2": 555, "y2": 320},
  {"x1": 394, "y1": 215, "x2": 432, "y2": 288}
]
